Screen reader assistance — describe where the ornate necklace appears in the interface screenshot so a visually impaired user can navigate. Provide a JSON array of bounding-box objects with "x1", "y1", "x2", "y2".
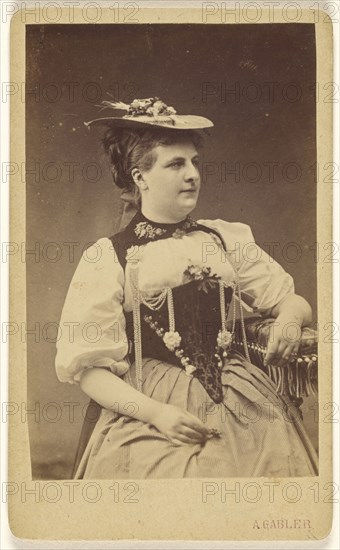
[{"x1": 133, "y1": 214, "x2": 198, "y2": 242}]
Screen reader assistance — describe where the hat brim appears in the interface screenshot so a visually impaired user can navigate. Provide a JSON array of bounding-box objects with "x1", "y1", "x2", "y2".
[{"x1": 84, "y1": 114, "x2": 214, "y2": 130}]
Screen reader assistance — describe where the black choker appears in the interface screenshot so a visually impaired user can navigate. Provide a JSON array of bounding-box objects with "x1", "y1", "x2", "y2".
[{"x1": 133, "y1": 211, "x2": 199, "y2": 241}]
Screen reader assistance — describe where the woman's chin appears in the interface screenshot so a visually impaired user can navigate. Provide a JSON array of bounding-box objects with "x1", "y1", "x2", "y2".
[{"x1": 178, "y1": 194, "x2": 198, "y2": 210}]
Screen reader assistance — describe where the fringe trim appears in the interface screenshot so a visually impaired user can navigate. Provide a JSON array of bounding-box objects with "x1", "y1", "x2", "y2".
[{"x1": 232, "y1": 340, "x2": 318, "y2": 398}]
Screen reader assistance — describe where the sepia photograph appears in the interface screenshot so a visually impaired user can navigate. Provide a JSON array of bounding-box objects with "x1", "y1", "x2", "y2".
[
  {"x1": 7, "y1": 3, "x2": 334, "y2": 542},
  {"x1": 26, "y1": 21, "x2": 319, "y2": 480}
]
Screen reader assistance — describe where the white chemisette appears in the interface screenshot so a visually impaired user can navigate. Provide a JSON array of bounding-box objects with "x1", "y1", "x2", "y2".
[{"x1": 55, "y1": 220, "x2": 294, "y2": 385}]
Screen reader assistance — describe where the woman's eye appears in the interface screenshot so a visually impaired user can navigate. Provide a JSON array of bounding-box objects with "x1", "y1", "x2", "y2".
[{"x1": 167, "y1": 159, "x2": 199, "y2": 169}]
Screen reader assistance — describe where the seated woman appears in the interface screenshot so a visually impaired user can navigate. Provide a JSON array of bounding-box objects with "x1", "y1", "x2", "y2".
[{"x1": 55, "y1": 97, "x2": 318, "y2": 479}]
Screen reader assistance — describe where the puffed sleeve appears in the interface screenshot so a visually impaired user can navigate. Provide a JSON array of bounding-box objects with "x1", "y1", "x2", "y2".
[
  {"x1": 55, "y1": 237, "x2": 129, "y2": 384},
  {"x1": 198, "y1": 219, "x2": 295, "y2": 314}
]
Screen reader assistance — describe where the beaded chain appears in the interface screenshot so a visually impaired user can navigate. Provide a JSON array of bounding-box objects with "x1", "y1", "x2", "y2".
[
  {"x1": 231, "y1": 281, "x2": 237, "y2": 334},
  {"x1": 167, "y1": 286, "x2": 175, "y2": 332},
  {"x1": 218, "y1": 280, "x2": 237, "y2": 334},
  {"x1": 235, "y1": 276, "x2": 251, "y2": 362},
  {"x1": 139, "y1": 289, "x2": 168, "y2": 311},
  {"x1": 128, "y1": 245, "x2": 316, "y2": 399},
  {"x1": 129, "y1": 260, "x2": 252, "y2": 392},
  {"x1": 129, "y1": 265, "x2": 143, "y2": 392},
  {"x1": 219, "y1": 281, "x2": 227, "y2": 332}
]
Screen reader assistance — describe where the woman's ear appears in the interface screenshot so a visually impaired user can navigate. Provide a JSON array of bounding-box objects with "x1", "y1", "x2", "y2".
[{"x1": 131, "y1": 168, "x2": 148, "y2": 190}]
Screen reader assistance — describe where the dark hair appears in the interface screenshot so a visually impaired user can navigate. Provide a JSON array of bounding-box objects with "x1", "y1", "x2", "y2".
[{"x1": 102, "y1": 126, "x2": 202, "y2": 192}]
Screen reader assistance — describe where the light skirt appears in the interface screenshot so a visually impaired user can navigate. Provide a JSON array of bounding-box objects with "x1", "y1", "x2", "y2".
[{"x1": 74, "y1": 352, "x2": 318, "y2": 479}]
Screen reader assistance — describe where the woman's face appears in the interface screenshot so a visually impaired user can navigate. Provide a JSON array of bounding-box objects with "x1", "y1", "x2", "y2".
[{"x1": 138, "y1": 140, "x2": 201, "y2": 222}]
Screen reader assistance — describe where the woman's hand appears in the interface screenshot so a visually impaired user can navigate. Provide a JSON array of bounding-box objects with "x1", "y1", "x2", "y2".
[
  {"x1": 152, "y1": 403, "x2": 210, "y2": 446},
  {"x1": 264, "y1": 314, "x2": 301, "y2": 368}
]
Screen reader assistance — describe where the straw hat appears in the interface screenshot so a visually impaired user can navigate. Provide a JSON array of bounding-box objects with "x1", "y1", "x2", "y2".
[{"x1": 84, "y1": 97, "x2": 214, "y2": 130}]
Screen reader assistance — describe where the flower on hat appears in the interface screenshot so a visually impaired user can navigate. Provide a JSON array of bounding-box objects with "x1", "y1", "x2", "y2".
[
  {"x1": 84, "y1": 96, "x2": 214, "y2": 130},
  {"x1": 128, "y1": 98, "x2": 177, "y2": 118}
]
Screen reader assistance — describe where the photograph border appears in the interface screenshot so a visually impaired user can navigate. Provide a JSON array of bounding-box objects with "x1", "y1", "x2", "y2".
[{"x1": 7, "y1": 2, "x2": 334, "y2": 542}]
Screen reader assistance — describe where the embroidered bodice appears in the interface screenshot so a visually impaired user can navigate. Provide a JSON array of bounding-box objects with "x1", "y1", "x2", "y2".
[
  {"x1": 55, "y1": 211, "x2": 295, "y2": 403},
  {"x1": 110, "y1": 211, "x2": 236, "y2": 403}
]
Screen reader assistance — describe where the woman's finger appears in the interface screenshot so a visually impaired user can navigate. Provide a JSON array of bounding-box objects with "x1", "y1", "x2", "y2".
[
  {"x1": 264, "y1": 325, "x2": 280, "y2": 365},
  {"x1": 264, "y1": 342, "x2": 280, "y2": 366},
  {"x1": 178, "y1": 425, "x2": 207, "y2": 441},
  {"x1": 275, "y1": 352, "x2": 292, "y2": 368},
  {"x1": 273, "y1": 341, "x2": 290, "y2": 365},
  {"x1": 269, "y1": 338, "x2": 295, "y2": 366},
  {"x1": 182, "y1": 414, "x2": 209, "y2": 436},
  {"x1": 278, "y1": 343, "x2": 300, "y2": 367},
  {"x1": 265, "y1": 322, "x2": 301, "y2": 367},
  {"x1": 276, "y1": 344, "x2": 300, "y2": 368}
]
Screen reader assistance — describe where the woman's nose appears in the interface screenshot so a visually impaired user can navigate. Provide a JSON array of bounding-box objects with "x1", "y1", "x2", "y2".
[{"x1": 184, "y1": 162, "x2": 199, "y2": 181}]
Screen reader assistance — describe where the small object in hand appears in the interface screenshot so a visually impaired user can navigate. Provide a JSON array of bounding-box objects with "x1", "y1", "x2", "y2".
[{"x1": 207, "y1": 428, "x2": 222, "y2": 439}]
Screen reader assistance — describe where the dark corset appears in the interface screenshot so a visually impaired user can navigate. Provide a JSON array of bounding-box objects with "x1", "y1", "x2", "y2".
[
  {"x1": 125, "y1": 281, "x2": 233, "y2": 404},
  {"x1": 110, "y1": 210, "x2": 231, "y2": 404}
]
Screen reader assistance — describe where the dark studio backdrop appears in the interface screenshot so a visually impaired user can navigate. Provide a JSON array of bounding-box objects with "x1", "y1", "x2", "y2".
[{"x1": 26, "y1": 23, "x2": 317, "y2": 479}]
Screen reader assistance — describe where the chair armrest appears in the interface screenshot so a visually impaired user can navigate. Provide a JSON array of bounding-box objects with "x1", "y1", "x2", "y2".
[{"x1": 228, "y1": 317, "x2": 318, "y2": 399}]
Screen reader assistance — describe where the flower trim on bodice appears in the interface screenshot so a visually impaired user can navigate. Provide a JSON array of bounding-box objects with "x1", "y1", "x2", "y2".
[
  {"x1": 134, "y1": 216, "x2": 199, "y2": 241},
  {"x1": 134, "y1": 222, "x2": 167, "y2": 240},
  {"x1": 183, "y1": 263, "x2": 221, "y2": 293},
  {"x1": 110, "y1": 209, "x2": 251, "y2": 403},
  {"x1": 129, "y1": 255, "x2": 240, "y2": 402}
]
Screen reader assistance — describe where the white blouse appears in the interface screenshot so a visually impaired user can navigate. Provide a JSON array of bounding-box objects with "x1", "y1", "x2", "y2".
[{"x1": 55, "y1": 220, "x2": 294, "y2": 384}]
